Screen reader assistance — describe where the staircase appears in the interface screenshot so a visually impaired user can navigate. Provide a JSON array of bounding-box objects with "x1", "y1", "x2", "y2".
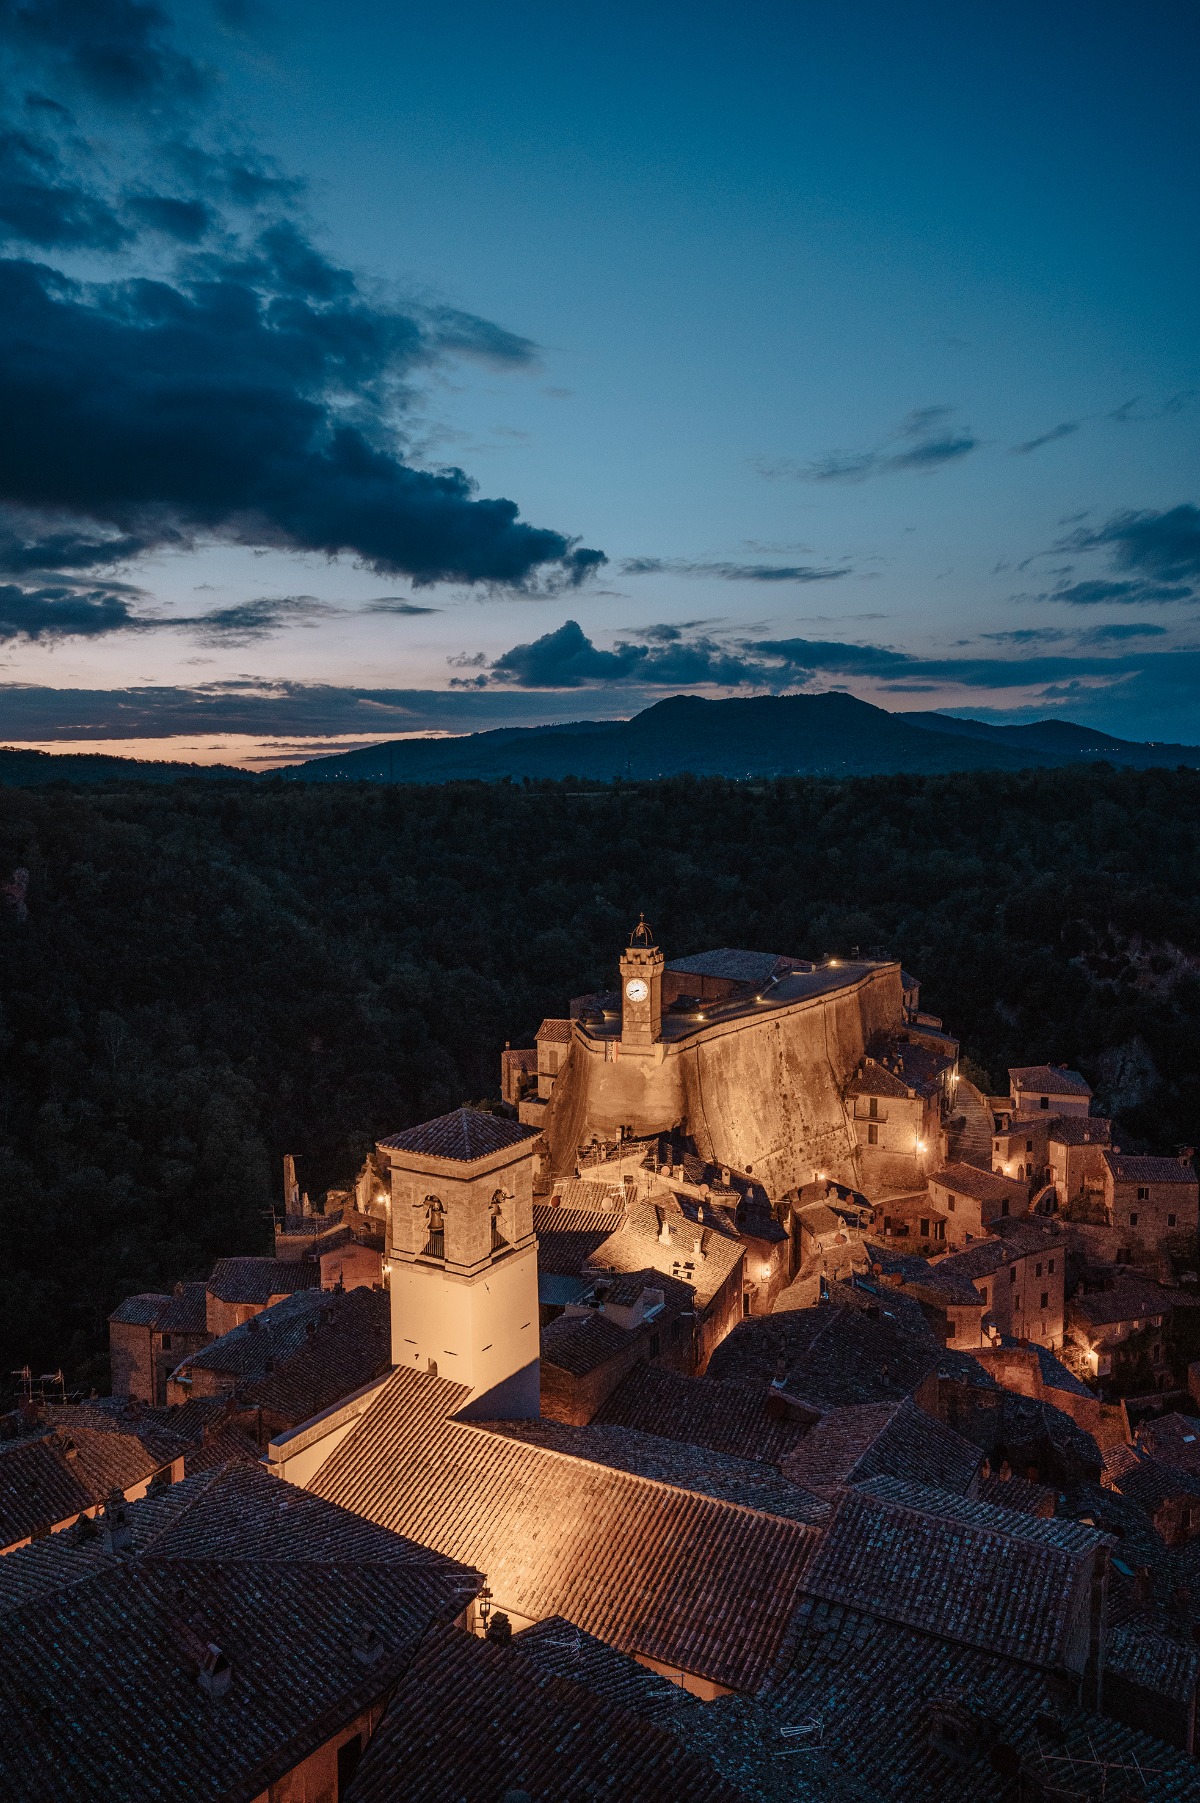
[{"x1": 949, "y1": 1078, "x2": 995, "y2": 1170}]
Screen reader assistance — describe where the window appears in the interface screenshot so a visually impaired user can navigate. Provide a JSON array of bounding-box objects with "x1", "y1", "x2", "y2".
[
  {"x1": 947, "y1": 1194, "x2": 956, "y2": 1211},
  {"x1": 160, "y1": 1334, "x2": 172, "y2": 1351},
  {"x1": 1039, "y1": 1095, "x2": 1049, "y2": 1109},
  {"x1": 422, "y1": 1197, "x2": 446, "y2": 1260},
  {"x1": 946, "y1": 1321, "x2": 956, "y2": 1339},
  {"x1": 1049, "y1": 1259, "x2": 1055, "y2": 1273},
  {"x1": 1001, "y1": 1199, "x2": 1010, "y2": 1217},
  {"x1": 935, "y1": 1221, "x2": 945, "y2": 1241},
  {"x1": 742, "y1": 1292, "x2": 751, "y2": 1316},
  {"x1": 490, "y1": 1191, "x2": 509, "y2": 1253},
  {"x1": 1026, "y1": 1139, "x2": 1034, "y2": 1153},
  {"x1": 1137, "y1": 1186, "x2": 1149, "y2": 1201},
  {"x1": 1040, "y1": 1291, "x2": 1049, "y2": 1309},
  {"x1": 1009, "y1": 1267, "x2": 1017, "y2": 1285},
  {"x1": 868, "y1": 1123, "x2": 879, "y2": 1145},
  {"x1": 1035, "y1": 1262, "x2": 1042, "y2": 1277},
  {"x1": 1130, "y1": 1212, "x2": 1139, "y2": 1228},
  {"x1": 869, "y1": 1096, "x2": 879, "y2": 1119},
  {"x1": 1168, "y1": 1214, "x2": 1177, "y2": 1228},
  {"x1": 920, "y1": 1219, "x2": 930, "y2": 1236}
]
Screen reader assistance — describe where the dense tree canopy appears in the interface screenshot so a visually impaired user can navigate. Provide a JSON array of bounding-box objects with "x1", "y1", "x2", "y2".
[{"x1": 1, "y1": 766, "x2": 1198, "y2": 1389}]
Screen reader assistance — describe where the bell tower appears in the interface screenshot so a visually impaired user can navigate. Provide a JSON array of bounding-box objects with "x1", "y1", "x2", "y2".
[
  {"x1": 620, "y1": 914, "x2": 664, "y2": 1050},
  {"x1": 377, "y1": 1107, "x2": 541, "y2": 1419}
]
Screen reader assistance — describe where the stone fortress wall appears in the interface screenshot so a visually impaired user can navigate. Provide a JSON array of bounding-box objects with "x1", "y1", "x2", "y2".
[{"x1": 543, "y1": 959, "x2": 906, "y2": 1198}]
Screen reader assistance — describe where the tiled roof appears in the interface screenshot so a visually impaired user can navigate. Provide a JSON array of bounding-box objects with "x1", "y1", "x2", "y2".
[
  {"x1": 501, "y1": 1044, "x2": 537, "y2": 1068},
  {"x1": 312, "y1": 1365, "x2": 820, "y2": 1694},
  {"x1": 708, "y1": 1303, "x2": 948, "y2": 1411},
  {"x1": 108, "y1": 1291, "x2": 170, "y2": 1326},
  {"x1": 1107, "y1": 1619, "x2": 1200, "y2": 1703},
  {"x1": 1102, "y1": 1444, "x2": 1200, "y2": 1513},
  {"x1": 535, "y1": 1016, "x2": 573, "y2": 1043},
  {"x1": 539, "y1": 1309, "x2": 644, "y2": 1377},
  {"x1": 594, "y1": 1364, "x2": 811, "y2": 1464},
  {"x1": 108, "y1": 1281, "x2": 208, "y2": 1332},
  {"x1": 985, "y1": 1216, "x2": 1065, "y2": 1255},
  {"x1": 1068, "y1": 1280, "x2": 1184, "y2": 1330},
  {"x1": 1104, "y1": 1151, "x2": 1197, "y2": 1184},
  {"x1": 666, "y1": 948, "x2": 803, "y2": 985},
  {"x1": 0, "y1": 1463, "x2": 476, "y2": 1803},
  {"x1": 846, "y1": 1058, "x2": 913, "y2": 1100},
  {"x1": 0, "y1": 1421, "x2": 185, "y2": 1547},
  {"x1": 512, "y1": 1616, "x2": 695, "y2": 1724},
  {"x1": 929, "y1": 1162, "x2": 1029, "y2": 1206},
  {"x1": 866, "y1": 1245, "x2": 986, "y2": 1309},
  {"x1": 549, "y1": 1177, "x2": 627, "y2": 1211},
  {"x1": 344, "y1": 1623, "x2": 744, "y2": 1803},
  {"x1": 534, "y1": 1203, "x2": 625, "y2": 1275},
  {"x1": 777, "y1": 1595, "x2": 1199, "y2": 1803},
  {"x1": 978, "y1": 1472, "x2": 1057, "y2": 1516},
  {"x1": 1136, "y1": 1411, "x2": 1200, "y2": 1473},
  {"x1": 1009, "y1": 1065, "x2": 1093, "y2": 1098},
  {"x1": 799, "y1": 1486, "x2": 1095, "y2": 1671},
  {"x1": 237, "y1": 1288, "x2": 391, "y2": 1426},
  {"x1": 781, "y1": 1398, "x2": 982, "y2": 1499},
  {"x1": 483, "y1": 1418, "x2": 829, "y2": 1525},
  {"x1": 854, "y1": 1475, "x2": 1110, "y2": 1556},
  {"x1": 378, "y1": 1106, "x2": 539, "y2": 1162},
  {"x1": 585, "y1": 1198, "x2": 745, "y2": 1307},
  {"x1": 1048, "y1": 1115, "x2": 1112, "y2": 1147},
  {"x1": 207, "y1": 1257, "x2": 321, "y2": 1305}
]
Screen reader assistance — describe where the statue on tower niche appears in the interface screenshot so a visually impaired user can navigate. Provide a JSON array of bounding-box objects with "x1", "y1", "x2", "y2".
[{"x1": 619, "y1": 914, "x2": 664, "y2": 1050}]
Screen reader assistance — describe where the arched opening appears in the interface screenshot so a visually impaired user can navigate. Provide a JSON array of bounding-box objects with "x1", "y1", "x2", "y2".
[
  {"x1": 490, "y1": 1190, "x2": 509, "y2": 1253},
  {"x1": 423, "y1": 1197, "x2": 445, "y2": 1260}
]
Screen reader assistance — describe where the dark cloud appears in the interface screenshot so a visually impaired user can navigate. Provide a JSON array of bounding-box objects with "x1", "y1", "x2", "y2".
[
  {"x1": 979, "y1": 628, "x2": 1069, "y2": 646},
  {"x1": 1076, "y1": 622, "x2": 1168, "y2": 645},
  {"x1": 361, "y1": 596, "x2": 440, "y2": 616},
  {"x1": 1048, "y1": 579, "x2": 1194, "y2": 606},
  {"x1": 1065, "y1": 504, "x2": 1200, "y2": 586},
  {"x1": 479, "y1": 619, "x2": 765, "y2": 689},
  {"x1": 0, "y1": 579, "x2": 141, "y2": 638},
  {"x1": 757, "y1": 406, "x2": 978, "y2": 484},
  {"x1": 177, "y1": 593, "x2": 335, "y2": 644},
  {"x1": 1011, "y1": 421, "x2": 1080, "y2": 455},
  {"x1": 0, "y1": 0, "x2": 603, "y2": 619},
  {"x1": 619, "y1": 557, "x2": 850, "y2": 583}
]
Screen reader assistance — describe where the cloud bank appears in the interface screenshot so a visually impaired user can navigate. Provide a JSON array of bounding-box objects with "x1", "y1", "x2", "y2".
[{"x1": 0, "y1": 0, "x2": 603, "y2": 641}]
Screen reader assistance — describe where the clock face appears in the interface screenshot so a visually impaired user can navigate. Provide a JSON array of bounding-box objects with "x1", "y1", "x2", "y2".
[{"x1": 625, "y1": 977, "x2": 649, "y2": 1003}]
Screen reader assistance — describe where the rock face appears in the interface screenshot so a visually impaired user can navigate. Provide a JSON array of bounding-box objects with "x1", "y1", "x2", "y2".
[{"x1": 544, "y1": 962, "x2": 905, "y2": 1197}]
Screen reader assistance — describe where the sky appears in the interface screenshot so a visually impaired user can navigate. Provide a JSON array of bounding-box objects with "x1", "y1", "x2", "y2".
[{"x1": 0, "y1": 0, "x2": 1197, "y2": 765}]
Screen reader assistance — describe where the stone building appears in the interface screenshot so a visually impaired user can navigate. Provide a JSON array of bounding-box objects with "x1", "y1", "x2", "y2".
[
  {"x1": 846, "y1": 1032, "x2": 957, "y2": 1194},
  {"x1": 515, "y1": 924, "x2": 942, "y2": 1201},
  {"x1": 1065, "y1": 1275, "x2": 1194, "y2": 1392},
  {"x1": 927, "y1": 1162, "x2": 1029, "y2": 1244},
  {"x1": 1007, "y1": 1064, "x2": 1093, "y2": 1118},
  {"x1": 933, "y1": 1219, "x2": 1067, "y2": 1350},
  {"x1": 107, "y1": 1283, "x2": 209, "y2": 1404},
  {"x1": 1048, "y1": 1115, "x2": 1113, "y2": 1208},
  {"x1": 1102, "y1": 1151, "x2": 1199, "y2": 1255},
  {"x1": 203, "y1": 1255, "x2": 320, "y2": 1337}
]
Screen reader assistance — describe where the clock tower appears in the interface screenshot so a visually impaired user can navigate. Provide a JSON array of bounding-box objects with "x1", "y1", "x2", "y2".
[{"x1": 620, "y1": 915, "x2": 664, "y2": 1049}]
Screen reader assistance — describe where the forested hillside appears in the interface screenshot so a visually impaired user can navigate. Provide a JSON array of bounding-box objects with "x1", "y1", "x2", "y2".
[{"x1": 1, "y1": 767, "x2": 1198, "y2": 1388}]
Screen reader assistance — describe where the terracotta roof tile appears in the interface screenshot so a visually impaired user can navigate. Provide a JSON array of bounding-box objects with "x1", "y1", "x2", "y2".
[
  {"x1": 0, "y1": 1463, "x2": 476, "y2": 1803},
  {"x1": 535, "y1": 1016, "x2": 573, "y2": 1043},
  {"x1": 781, "y1": 1399, "x2": 982, "y2": 1499},
  {"x1": 1106, "y1": 1619, "x2": 1200, "y2": 1703},
  {"x1": 512, "y1": 1615, "x2": 696, "y2": 1723},
  {"x1": 378, "y1": 1106, "x2": 539, "y2": 1162},
  {"x1": 798, "y1": 1486, "x2": 1095, "y2": 1670},
  {"x1": 206, "y1": 1257, "x2": 320, "y2": 1305},
  {"x1": 1104, "y1": 1152, "x2": 1197, "y2": 1185},
  {"x1": 345, "y1": 1623, "x2": 743, "y2": 1803},
  {"x1": 1009, "y1": 1065, "x2": 1093, "y2": 1098},
  {"x1": 312, "y1": 1366, "x2": 820, "y2": 1694},
  {"x1": 534, "y1": 1203, "x2": 625, "y2": 1275},
  {"x1": 594, "y1": 1364, "x2": 811, "y2": 1464},
  {"x1": 930, "y1": 1162, "x2": 1029, "y2": 1206}
]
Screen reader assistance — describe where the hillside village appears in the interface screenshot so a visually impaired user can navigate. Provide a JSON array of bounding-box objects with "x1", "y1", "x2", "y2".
[{"x1": 3, "y1": 924, "x2": 1200, "y2": 1801}]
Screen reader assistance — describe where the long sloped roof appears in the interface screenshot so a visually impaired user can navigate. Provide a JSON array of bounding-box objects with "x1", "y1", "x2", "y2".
[
  {"x1": 594, "y1": 1363, "x2": 810, "y2": 1464},
  {"x1": 780, "y1": 1398, "x2": 982, "y2": 1499},
  {"x1": 311, "y1": 1365, "x2": 820, "y2": 1694},
  {"x1": 798, "y1": 1486, "x2": 1093, "y2": 1671},
  {"x1": 344, "y1": 1623, "x2": 744, "y2": 1803},
  {"x1": 0, "y1": 1463, "x2": 476, "y2": 1803}
]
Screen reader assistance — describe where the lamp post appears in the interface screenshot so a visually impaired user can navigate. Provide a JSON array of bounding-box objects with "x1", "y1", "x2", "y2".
[{"x1": 477, "y1": 1582, "x2": 492, "y2": 1636}]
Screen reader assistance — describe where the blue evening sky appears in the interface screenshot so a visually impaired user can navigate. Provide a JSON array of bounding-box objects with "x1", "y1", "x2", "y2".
[{"x1": 1, "y1": 1, "x2": 1197, "y2": 759}]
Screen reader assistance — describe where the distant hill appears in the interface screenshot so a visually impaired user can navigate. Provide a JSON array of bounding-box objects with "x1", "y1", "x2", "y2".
[
  {"x1": 0, "y1": 746, "x2": 251, "y2": 786},
  {"x1": 284, "y1": 693, "x2": 1200, "y2": 784},
  {"x1": 2, "y1": 693, "x2": 1198, "y2": 786}
]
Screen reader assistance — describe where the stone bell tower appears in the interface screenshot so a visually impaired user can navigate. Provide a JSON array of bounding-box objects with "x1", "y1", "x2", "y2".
[
  {"x1": 377, "y1": 1107, "x2": 541, "y2": 1419},
  {"x1": 620, "y1": 914, "x2": 664, "y2": 1050}
]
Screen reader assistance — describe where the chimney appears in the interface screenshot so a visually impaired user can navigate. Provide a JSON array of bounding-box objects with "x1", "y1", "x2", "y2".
[
  {"x1": 196, "y1": 1644, "x2": 233, "y2": 1699},
  {"x1": 353, "y1": 1624, "x2": 386, "y2": 1668},
  {"x1": 102, "y1": 1493, "x2": 133, "y2": 1554}
]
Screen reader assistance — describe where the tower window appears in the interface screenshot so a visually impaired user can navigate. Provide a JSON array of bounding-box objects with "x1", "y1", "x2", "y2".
[
  {"x1": 490, "y1": 1192, "x2": 509, "y2": 1253},
  {"x1": 422, "y1": 1197, "x2": 446, "y2": 1260}
]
